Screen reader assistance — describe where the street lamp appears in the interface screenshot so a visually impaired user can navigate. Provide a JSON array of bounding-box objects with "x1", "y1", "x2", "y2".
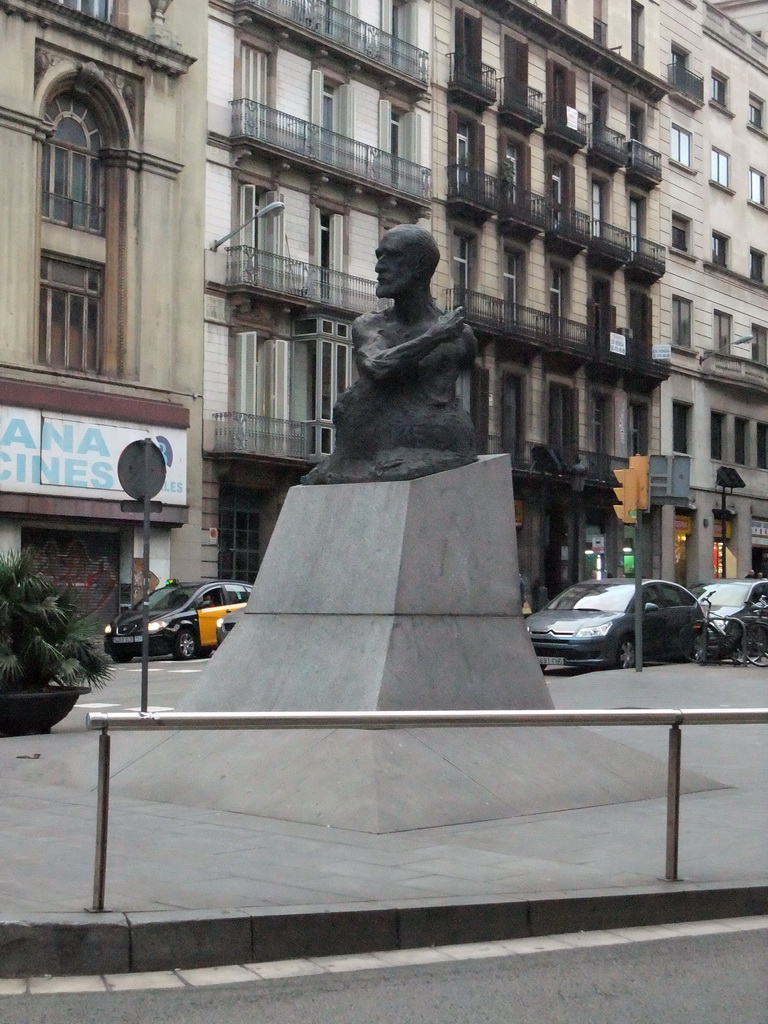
[
  {"x1": 210, "y1": 200, "x2": 285, "y2": 251},
  {"x1": 569, "y1": 459, "x2": 588, "y2": 585},
  {"x1": 715, "y1": 466, "x2": 745, "y2": 578}
]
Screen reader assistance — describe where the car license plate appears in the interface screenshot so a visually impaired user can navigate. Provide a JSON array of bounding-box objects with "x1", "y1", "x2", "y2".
[
  {"x1": 113, "y1": 636, "x2": 142, "y2": 644},
  {"x1": 538, "y1": 656, "x2": 564, "y2": 666}
]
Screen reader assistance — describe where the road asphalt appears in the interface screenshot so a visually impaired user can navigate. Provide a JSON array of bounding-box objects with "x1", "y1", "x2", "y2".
[{"x1": 1, "y1": 659, "x2": 766, "y2": 978}]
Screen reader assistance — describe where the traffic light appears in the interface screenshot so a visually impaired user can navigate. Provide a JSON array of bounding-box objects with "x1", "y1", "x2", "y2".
[
  {"x1": 629, "y1": 455, "x2": 650, "y2": 512},
  {"x1": 613, "y1": 466, "x2": 638, "y2": 523}
]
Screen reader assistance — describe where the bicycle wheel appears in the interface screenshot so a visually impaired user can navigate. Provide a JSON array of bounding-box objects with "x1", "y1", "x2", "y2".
[
  {"x1": 679, "y1": 621, "x2": 707, "y2": 664},
  {"x1": 745, "y1": 621, "x2": 768, "y2": 667}
]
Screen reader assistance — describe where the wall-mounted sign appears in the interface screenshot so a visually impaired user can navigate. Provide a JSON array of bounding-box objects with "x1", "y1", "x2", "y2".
[
  {"x1": 0, "y1": 406, "x2": 187, "y2": 505},
  {"x1": 652, "y1": 344, "x2": 672, "y2": 361},
  {"x1": 609, "y1": 332, "x2": 627, "y2": 355}
]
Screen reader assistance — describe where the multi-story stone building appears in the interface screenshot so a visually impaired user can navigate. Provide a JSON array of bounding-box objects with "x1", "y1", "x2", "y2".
[
  {"x1": 0, "y1": 0, "x2": 206, "y2": 622},
  {"x1": 657, "y1": 0, "x2": 768, "y2": 584}
]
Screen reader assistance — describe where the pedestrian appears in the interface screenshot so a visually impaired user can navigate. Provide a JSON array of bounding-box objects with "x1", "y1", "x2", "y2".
[{"x1": 745, "y1": 570, "x2": 756, "y2": 578}]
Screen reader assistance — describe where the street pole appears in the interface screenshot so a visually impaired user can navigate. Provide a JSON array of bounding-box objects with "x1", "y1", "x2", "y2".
[
  {"x1": 720, "y1": 485, "x2": 727, "y2": 578},
  {"x1": 140, "y1": 440, "x2": 152, "y2": 713},
  {"x1": 634, "y1": 511, "x2": 643, "y2": 673}
]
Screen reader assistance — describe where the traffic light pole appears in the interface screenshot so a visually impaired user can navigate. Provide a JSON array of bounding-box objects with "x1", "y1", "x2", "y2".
[{"x1": 634, "y1": 511, "x2": 644, "y2": 673}]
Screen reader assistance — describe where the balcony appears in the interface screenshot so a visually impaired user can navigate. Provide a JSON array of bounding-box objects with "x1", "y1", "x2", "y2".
[
  {"x1": 541, "y1": 314, "x2": 590, "y2": 368},
  {"x1": 587, "y1": 221, "x2": 632, "y2": 272},
  {"x1": 498, "y1": 186, "x2": 548, "y2": 241},
  {"x1": 593, "y1": 18, "x2": 608, "y2": 45},
  {"x1": 446, "y1": 165, "x2": 498, "y2": 223},
  {"x1": 544, "y1": 205, "x2": 591, "y2": 257},
  {"x1": 233, "y1": 0, "x2": 428, "y2": 87},
  {"x1": 667, "y1": 63, "x2": 704, "y2": 105},
  {"x1": 447, "y1": 53, "x2": 497, "y2": 111},
  {"x1": 626, "y1": 140, "x2": 662, "y2": 189},
  {"x1": 699, "y1": 351, "x2": 768, "y2": 396},
  {"x1": 485, "y1": 435, "x2": 528, "y2": 469},
  {"x1": 498, "y1": 79, "x2": 544, "y2": 133},
  {"x1": 544, "y1": 101, "x2": 588, "y2": 153},
  {"x1": 226, "y1": 247, "x2": 379, "y2": 314},
  {"x1": 624, "y1": 236, "x2": 666, "y2": 283},
  {"x1": 591, "y1": 330, "x2": 670, "y2": 388},
  {"x1": 587, "y1": 123, "x2": 627, "y2": 172},
  {"x1": 212, "y1": 412, "x2": 314, "y2": 461},
  {"x1": 231, "y1": 100, "x2": 431, "y2": 206}
]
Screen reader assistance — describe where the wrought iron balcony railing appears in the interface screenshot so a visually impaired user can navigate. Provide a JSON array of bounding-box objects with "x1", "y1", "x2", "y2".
[
  {"x1": 626, "y1": 235, "x2": 666, "y2": 278},
  {"x1": 589, "y1": 122, "x2": 627, "y2": 164},
  {"x1": 498, "y1": 186, "x2": 548, "y2": 231},
  {"x1": 236, "y1": 0, "x2": 428, "y2": 83},
  {"x1": 546, "y1": 205, "x2": 591, "y2": 247},
  {"x1": 545, "y1": 101, "x2": 588, "y2": 147},
  {"x1": 42, "y1": 192, "x2": 104, "y2": 234},
  {"x1": 212, "y1": 412, "x2": 314, "y2": 460},
  {"x1": 447, "y1": 165, "x2": 498, "y2": 209},
  {"x1": 226, "y1": 246, "x2": 379, "y2": 313},
  {"x1": 667, "y1": 63, "x2": 704, "y2": 102},
  {"x1": 498, "y1": 79, "x2": 544, "y2": 127},
  {"x1": 448, "y1": 53, "x2": 497, "y2": 104},
  {"x1": 626, "y1": 139, "x2": 662, "y2": 183},
  {"x1": 231, "y1": 100, "x2": 431, "y2": 201},
  {"x1": 589, "y1": 221, "x2": 633, "y2": 263}
]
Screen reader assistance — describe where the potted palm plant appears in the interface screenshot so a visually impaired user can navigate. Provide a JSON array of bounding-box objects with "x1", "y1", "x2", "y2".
[{"x1": 0, "y1": 549, "x2": 111, "y2": 737}]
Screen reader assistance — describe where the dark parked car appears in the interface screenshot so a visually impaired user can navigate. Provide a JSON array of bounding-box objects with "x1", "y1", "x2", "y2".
[
  {"x1": 690, "y1": 578, "x2": 768, "y2": 620},
  {"x1": 525, "y1": 578, "x2": 702, "y2": 670},
  {"x1": 104, "y1": 580, "x2": 252, "y2": 663}
]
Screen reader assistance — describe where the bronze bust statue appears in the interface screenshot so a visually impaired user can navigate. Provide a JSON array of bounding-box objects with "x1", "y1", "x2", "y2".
[{"x1": 302, "y1": 225, "x2": 478, "y2": 485}]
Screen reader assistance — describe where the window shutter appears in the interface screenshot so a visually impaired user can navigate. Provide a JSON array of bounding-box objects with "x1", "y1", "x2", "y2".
[
  {"x1": 272, "y1": 337, "x2": 289, "y2": 419},
  {"x1": 331, "y1": 213, "x2": 345, "y2": 270},
  {"x1": 401, "y1": 111, "x2": 421, "y2": 164},
  {"x1": 504, "y1": 37, "x2": 528, "y2": 85},
  {"x1": 447, "y1": 110, "x2": 458, "y2": 164},
  {"x1": 566, "y1": 69, "x2": 576, "y2": 108},
  {"x1": 564, "y1": 162, "x2": 575, "y2": 206},
  {"x1": 381, "y1": 0, "x2": 393, "y2": 34},
  {"x1": 234, "y1": 332, "x2": 258, "y2": 415},
  {"x1": 378, "y1": 99, "x2": 392, "y2": 152},
  {"x1": 472, "y1": 121, "x2": 485, "y2": 173},
  {"x1": 337, "y1": 84, "x2": 356, "y2": 138},
  {"x1": 399, "y1": 3, "x2": 418, "y2": 45},
  {"x1": 524, "y1": 144, "x2": 531, "y2": 189},
  {"x1": 641, "y1": 294, "x2": 652, "y2": 346},
  {"x1": 239, "y1": 184, "x2": 258, "y2": 248},
  {"x1": 310, "y1": 70, "x2": 324, "y2": 125},
  {"x1": 261, "y1": 189, "x2": 284, "y2": 256},
  {"x1": 545, "y1": 60, "x2": 554, "y2": 102},
  {"x1": 467, "y1": 12, "x2": 482, "y2": 64},
  {"x1": 454, "y1": 8, "x2": 465, "y2": 52},
  {"x1": 241, "y1": 47, "x2": 266, "y2": 103}
]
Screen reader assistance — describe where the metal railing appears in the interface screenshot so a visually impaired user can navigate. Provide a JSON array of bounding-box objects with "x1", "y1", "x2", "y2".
[
  {"x1": 448, "y1": 53, "x2": 497, "y2": 103},
  {"x1": 627, "y1": 235, "x2": 666, "y2": 276},
  {"x1": 498, "y1": 79, "x2": 544, "y2": 125},
  {"x1": 590, "y1": 220, "x2": 632, "y2": 262},
  {"x1": 236, "y1": 0, "x2": 428, "y2": 83},
  {"x1": 667, "y1": 63, "x2": 704, "y2": 102},
  {"x1": 226, "y1": 246, "x2": 379, "y2": 313},
  {"x1": 447, "y1": 164, "x2": 498, "y2": 208},
  {"x1": 545, "y1": 101, "x2": 588, "y2": 146},
  {"x1": 589, "y1": 122, "x2": 627, "y2": 162},
  {"x1": 498, "y1": 186, "x2": 548, "y2": 231},
  {"x1": 42, "y1": 192, "x2": 104, "y2": 233},
  {"x1": 546, "y1": 205, "x2": 591, "y2": 247},
  {"x1": 86, "y1": 706, "x2": 768, "y2": 911},
  {"x1": 231, "y1": 100, "x2": 431, "y2": 201},
  {"x1": 212, "y1": 412, "x2": 314, "y2": 459},
  {"x1": 626, "y1": 139, "x2": 662, "y2": 182}
]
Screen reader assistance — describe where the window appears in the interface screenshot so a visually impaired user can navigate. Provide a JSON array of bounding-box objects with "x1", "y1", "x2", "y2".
[
  {"x1": 757, "y1": 423, "x2": 768, "y2": 469},
  {"x1": 752, "y1": 324, "x2": 767, "y2": 363},
  {"x1": 749, "y1": 169, "x2": 766, "y2": 205},
  {"x1": 218, "y1": 486, "x2": 261, "y2": 583},
  {"x1": 54, "y1": 0, "x2": 110, "y2": 19},
  {"x1": 671, "y1": 214, "x2": 690, "y2": 251},
  {"x1": 550, "y1": 265, "x2": 568, "y2": 319},
  {"x1": 631, "y1": 3, "x2": 644, "y2": 65},
  {"x1": 591, "y1": 179, "x2": 605, "y2": 231},
  {"x1": 627, "y1": 289, "x2": 652, "y2": 345},
  {"x1": 42, "y1": 96, "x2": 103, "y2": 234},
  {"x1": 712, "y1": 232, "x2": 728, "y2": 267},
  {"x1": 750, "y1": 249, "x2": 765, "y2": 283},
  {"x1": 592, "y1": 392, "x2": 610, "y2": 454},
  {"x1": 670, "y1": 124, "x2": 691, "y2": 166},
  {"x1": 503, "y1": 250, "x2": 523, "y2": 306},
  {"x1": 711, "y1": 412, "x2": 725, "y2": 460},
  {"x1": 714, "y1": 310, "x2": 732, "y2": 352},
  {"x1": 749, "y1": 95, "x2": 764, "y2": 130},
  {"x1": 710, "y1": 148, "x2": 729, "y2": 187},
  {"x1": 629, "y1": 402, "x2": 648, "y2": 455},
  {"x1": 629, "y1": 105, "x2": 644, "y2": 142},
  {"x1": 711, "y1": 72, "x2": 728, "y2": 107},
  {"x1": 672, "y1": 402, "x2": 690, "y2": 454},
  {"x1": 552, "y1": 0, "x2": 566, "y2": 21},
  {"x1": 233, "y1": 332, "x2": 289, "y2": 420},
  {"x1": 39, "y1": 257, "x2": 102, "y2": 372},
  {"x1": 452, "y1": 232, "x2": 472, "y2": 292},
  {"x1": 671, "y1": 48, "x2": 688, "y2": 71},
  {"x1": 548, "y1": 383, "x2": 576, "y2": 453},
  {"x1": 672, "y1": 296, "x2": 692, "y2": 348},
  {"x1": 240, "y1": 46, "x2": 267, "y2": 103},
  {"x1": 735, "y1": 418, "x2": 748, "y2": 465},
  {"x1": 591, "y1": 85, "x2": 608, "y2": 127}
]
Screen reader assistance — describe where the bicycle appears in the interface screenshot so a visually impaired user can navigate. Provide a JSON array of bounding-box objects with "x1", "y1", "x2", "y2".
[
  {"x1": 741, "y1": 596, "x2": 768, "y2": 667},
  {"x1": 680, "y1": 598, "x2": 747, "y2": 665}
]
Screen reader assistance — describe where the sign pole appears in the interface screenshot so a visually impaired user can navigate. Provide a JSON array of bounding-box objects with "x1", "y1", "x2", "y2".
[
  {"x1": 634, "y1": 512, "x2": 643, "y2": 673},
  {"x1": 140, "y1": 441, "x2": 152, "y2": 713}
]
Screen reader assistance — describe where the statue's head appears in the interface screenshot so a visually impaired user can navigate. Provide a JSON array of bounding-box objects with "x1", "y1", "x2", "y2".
[{"x1": 374, "y1": 224, "x2": 440, "y2": 298}]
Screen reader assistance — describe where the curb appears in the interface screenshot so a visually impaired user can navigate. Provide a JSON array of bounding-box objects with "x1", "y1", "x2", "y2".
[{"x1": 2, "y1": 883, "x2": 766, "y2": 979}]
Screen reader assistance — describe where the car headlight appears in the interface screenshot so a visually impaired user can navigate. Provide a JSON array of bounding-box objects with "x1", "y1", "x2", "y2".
[
  {"x1": 574, "y1": 622, "x2": 613, "y2": 638},
  {"x1": 104, "y1": 623, "x2": 112, "y2": 634},
  {"x1": 147, "y1": 619, "x2": 168, "y2": 633}
]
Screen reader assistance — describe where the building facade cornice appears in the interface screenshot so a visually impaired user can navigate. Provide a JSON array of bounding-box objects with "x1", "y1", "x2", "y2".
[{"x1": 0, "y1": 0, "x2": 196, "y2": 78}]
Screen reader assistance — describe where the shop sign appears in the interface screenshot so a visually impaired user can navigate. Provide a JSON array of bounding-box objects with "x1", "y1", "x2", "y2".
[
  {"x1": 674, "y1": 515, "x2": 692, "y2": 532},
  {"x1": 0, "y1": 406, "x2": 187, "y2": 505},
  {"x1": 591, "y1": 535, "x2": 605, "y2": 553},
  {"x1": 752, "y1": 519, "x2": 768, "y2": 547}
]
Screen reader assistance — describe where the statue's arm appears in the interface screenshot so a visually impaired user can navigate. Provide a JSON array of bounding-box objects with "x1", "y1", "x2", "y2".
[{"x1": 355, "y1": 309, "x2": 468, "y2": 381}]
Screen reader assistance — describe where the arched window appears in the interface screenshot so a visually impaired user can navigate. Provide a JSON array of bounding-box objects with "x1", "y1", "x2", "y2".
[{"x1": 42, "y1": 95, "x2": 103, "y2": 233}]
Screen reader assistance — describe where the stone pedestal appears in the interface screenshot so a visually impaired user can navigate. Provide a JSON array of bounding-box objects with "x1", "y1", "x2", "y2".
[{"x1": 114, "y1": 457, "x2": 718, "y2": 832}]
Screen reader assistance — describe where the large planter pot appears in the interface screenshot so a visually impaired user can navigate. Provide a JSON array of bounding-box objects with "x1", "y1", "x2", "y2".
[{"x1": 0, "y1": 688, "x2": 89, "y2": 737}]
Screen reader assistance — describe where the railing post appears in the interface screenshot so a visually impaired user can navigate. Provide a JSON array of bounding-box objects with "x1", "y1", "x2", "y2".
[
  {"x1": 665, "y1": 723, "x2": 682, "y2": 880},
  {"x1": 92, "y1": 729, "x2": 112, "y2": 912}
]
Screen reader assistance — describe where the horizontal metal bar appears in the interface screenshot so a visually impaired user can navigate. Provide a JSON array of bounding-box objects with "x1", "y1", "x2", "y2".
[{"x1": 87, "y1": 708, "x2": 768, "y2": 731}]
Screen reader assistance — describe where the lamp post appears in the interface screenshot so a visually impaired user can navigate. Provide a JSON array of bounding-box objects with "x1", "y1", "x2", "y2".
[
  {"x1": 210, "y1": 200, "x2": 285, "y2": 251},
  {"x1": 715, "y1": 466, "x2": 746, "y2": 578},
  {"x1": 569, "y1": 459, "x2": 588, "y2": 586}
]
